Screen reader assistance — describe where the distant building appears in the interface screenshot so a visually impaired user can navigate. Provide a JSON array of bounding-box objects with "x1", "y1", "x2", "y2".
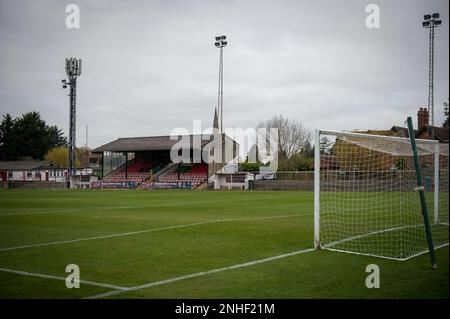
[
  {"x1": 86, "y1": 153, "x2": 101, "y2": 168},
  {"x1": 355, "y1": 107, "x2": 448, "y2": 143},
  {"x1": 0, "y1": 160, "x2": 66, "y2": 183},
  {"x1": 412, "y1": 107, "x2": 448, "y2": 143}
]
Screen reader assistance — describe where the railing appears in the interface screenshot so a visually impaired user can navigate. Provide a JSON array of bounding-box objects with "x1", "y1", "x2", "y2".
[{"x1": 154, "y1": 163, "x2": 178, "y2": 182}]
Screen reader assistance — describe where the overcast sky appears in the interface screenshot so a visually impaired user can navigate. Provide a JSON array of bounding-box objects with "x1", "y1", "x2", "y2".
[{"x1": 0, "y1": 0, "x2": 448, "y2": 150}]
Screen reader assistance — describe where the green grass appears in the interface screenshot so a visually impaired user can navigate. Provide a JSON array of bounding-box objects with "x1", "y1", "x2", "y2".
[
  {"x1": 320, "y1": 191, "x2": 449, "y2": 259},
  {"x1": 0, "y1": 189, "x2": 447, "y2": 298}
]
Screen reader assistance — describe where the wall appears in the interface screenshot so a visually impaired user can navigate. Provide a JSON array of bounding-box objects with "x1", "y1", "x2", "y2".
[
  {"x1": 8, "y1": 181, "x2": 67, "y2": 189},
  {"x1": 253, "y1": 180, "x2": 314, "y2": 191}
]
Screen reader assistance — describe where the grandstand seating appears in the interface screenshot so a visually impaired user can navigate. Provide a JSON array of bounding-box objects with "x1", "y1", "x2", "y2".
[
  {"x1": 159, "y1": 164, "x2": 208, "y2": 187},
  {"x1": 103, "y1": 160, "x2": 208, "y2": 188},
  {"x1": 103, "y1": 159, "x2": 154, "y2": 183}
]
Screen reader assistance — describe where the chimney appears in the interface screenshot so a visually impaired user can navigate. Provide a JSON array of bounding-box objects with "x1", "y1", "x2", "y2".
[{"x1": 417, "y1": 107, "x2": 429, "y2": 129}]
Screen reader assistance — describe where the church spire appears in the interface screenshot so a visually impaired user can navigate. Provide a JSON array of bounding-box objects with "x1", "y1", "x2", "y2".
[{"x1": 213, "y1": 107, "x2": 219, "y2": 133}]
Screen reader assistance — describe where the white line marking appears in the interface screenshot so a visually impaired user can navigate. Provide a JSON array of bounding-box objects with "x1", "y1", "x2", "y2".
[
  {"x1": 326, "y1": 243, "x2": 449, "y2": 261},
  {"x1": 85, "y1": 247, "x2": 315, "y2": 299},
  {"x1": 0, "y1": 213, "x2": 311, "y2": 252},
  {"x1": 322, "y1": 223, "x2": 449, "y2": 261},
  {"x1": 0, "y1": 267, "x2": 128, "y2": 291}
]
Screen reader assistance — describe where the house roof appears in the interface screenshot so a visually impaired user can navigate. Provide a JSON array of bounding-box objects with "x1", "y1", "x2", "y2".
[
  {"x1": 390, "y1": 126, "x2": 415, "y2": 137},
  {"x1": 416, "y1": 125, "x2": 449, "y2": 143},
  {"x1": 354, "y1": 127, "x2": 419, "y2": 139},
  {"x1": 355, "y1": 126, "x2": 446, "y2": 142},
  {"x1": 92, "y1": 134, "x2": 237, "y2": 153},
  {"x1": 0, "y1": 160, "x2": 63, "y2": 171}
]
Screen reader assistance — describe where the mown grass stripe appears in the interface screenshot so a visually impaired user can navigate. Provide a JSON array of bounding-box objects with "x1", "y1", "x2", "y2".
[{"x1": 0, "y1": 213, "x2": 311, "y2": 252}]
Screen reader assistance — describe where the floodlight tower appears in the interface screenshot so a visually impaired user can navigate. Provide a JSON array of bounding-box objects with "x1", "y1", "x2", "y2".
[
  {"x1": 62, "y1": 58, "x2": 82, "y2": 179},
  {"x1": 214, "y1": 35, "x2": 227, "y2": 133},
  {"x1": 422, "y1": 13, "x2": 442, "y2": 127}
]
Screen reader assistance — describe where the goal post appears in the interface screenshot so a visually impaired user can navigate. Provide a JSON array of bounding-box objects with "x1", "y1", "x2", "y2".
[
  {"x1": 406, "y1": 116, "x2": 436, "y2": 268},
  {"x1": 314, "y1": 129, "x2": 321, "y2": 249},
  {"x1": 314, "y1": 128, "x2": 449, "y2": 261}
]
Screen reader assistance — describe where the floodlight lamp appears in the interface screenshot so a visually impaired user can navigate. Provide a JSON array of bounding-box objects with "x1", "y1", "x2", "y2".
[
  {"x1": 432, "y1": 13, "x2": 440, "y2": 19},
  {"x1": 62, "y1": 84, "x2": 67, "y2": 89},
  {"x1": 422, "y1": 21, "x2": 430, "y2": 27},
  {"x1": 221, "y1": 41, "x2": 227, "y2": 46},
  {"x1": 220, "y1": 35, "x2": 226, "y2": 40},
  {"x1": 434, "y1": 20, "x2": 442, "y2": 26},
  {"x1": 215, "y1": 42, "x2": 220, "y2": 47},
  {"x1": 215, "y1": 36, "x2": 221, "y2": 41},
  {"x1": 65, "y1": 58, "x2": 82, "y2": 77},
  {"x1": 424, "y1": 14, "x2": 431, "y2": 20}
]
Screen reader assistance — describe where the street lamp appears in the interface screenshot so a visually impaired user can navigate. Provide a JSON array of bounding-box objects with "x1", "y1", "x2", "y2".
[
  {"x1": 62, "y1": 58, "x2": 82, "y2": 184},
  {"x1": 422, "y1": 13, "x2": 442, "y2": 127},
  {"x1": 215, "y1": 35, "x2": 227, "y2": 133}
]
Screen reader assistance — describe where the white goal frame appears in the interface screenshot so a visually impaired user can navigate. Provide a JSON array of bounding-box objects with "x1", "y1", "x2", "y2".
[{"x1": 313, "y1": 129, "x2": 444, "y2": 258}]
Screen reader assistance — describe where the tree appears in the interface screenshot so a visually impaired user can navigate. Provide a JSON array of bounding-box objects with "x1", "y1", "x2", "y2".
[
  {"x1": 78, "y1": 146, "x2": 91, "y2": 168},
  {"x1": 300, "y1": 140, "x2": 314, "y2": 158},
  {"x1": 46, "y1": 125, "x2": 67, "y2": 149},
  {"x1": 45, "y1": 146, "x2": 81, "y2": 168},
  {"x1": 277, "y1": 153, "x2": 313, "y2": 171},
  {"x1": 320, "y1": 137, "x2": 333, "y2": 155},
  {"x1": 443, "y1": 98, "x2": 449, "y2": 128},
  {"x1": 0, "y1": 111, "x2": 67, "y2": 160},
  {"x1": 0, "y1": 114, "x2": 16, "y2": 160},
  {"x1": 240, "y1": 160, "x2": 263, "y2": 172},
  {"x1": 257, "y1": 114, "x2": 312, "y2": 161},
  {"x1": 13, "y1": 112, "x2": 49, "y2": 160}
]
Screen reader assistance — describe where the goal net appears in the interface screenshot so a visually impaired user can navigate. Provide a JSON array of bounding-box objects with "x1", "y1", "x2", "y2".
[{"x1": 314, "y1": 130, "x2": 449, "y2": 260}]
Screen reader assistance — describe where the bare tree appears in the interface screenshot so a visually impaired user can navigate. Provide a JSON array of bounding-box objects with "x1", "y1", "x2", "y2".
[
  {"x1": 443, "y1": 98, "x2": 449, "y2": 128},
  {"x1": 257, "y1": 114, "x2": 311, "y2": 161}
]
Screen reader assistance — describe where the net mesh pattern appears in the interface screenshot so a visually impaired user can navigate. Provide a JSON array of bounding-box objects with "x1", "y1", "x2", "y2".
[{"x1": 319, "y1": 133, "x2": 449, "y2": 260}]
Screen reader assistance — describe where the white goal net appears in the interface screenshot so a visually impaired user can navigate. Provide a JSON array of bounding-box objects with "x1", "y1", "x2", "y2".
[{"x1": 314, "y1": 130, "x2": 449, "y2": 260}]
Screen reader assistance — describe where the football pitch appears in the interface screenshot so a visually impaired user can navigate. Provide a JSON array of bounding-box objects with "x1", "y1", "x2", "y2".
[{"x1": 0, "y1": 189, "x2": 447, "y2": 299}]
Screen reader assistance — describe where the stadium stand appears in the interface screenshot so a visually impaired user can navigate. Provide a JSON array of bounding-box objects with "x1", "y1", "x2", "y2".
[
  {"x1": 92, "y1": 134, "x2": 238, "y2": 189},
  {"x1": 103, "y1": 159, "x2": 154, "y2": 183},
  {"x1": 159, "y1": 164, "x2": 208, "y2": 187}
]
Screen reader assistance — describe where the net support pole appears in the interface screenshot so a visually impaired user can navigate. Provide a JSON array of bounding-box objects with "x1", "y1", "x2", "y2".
[
  {"x1": 314, "y1": 129, "x2": 320, "y2": 249},
  {"x1": 434, "y1": 143, "x2": 439, "y2": 223},
  {"x1": 407, "y1": 117, "x2": 437, "y2": 268}
]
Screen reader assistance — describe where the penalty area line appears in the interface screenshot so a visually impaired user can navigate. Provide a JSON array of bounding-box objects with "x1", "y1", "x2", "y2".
[
  {"x1": 85, "y1": 247, "x2": 315, "y2": 299},
  {"x1": 0, "y1": 213, "x2": 311, "y2": 252},
  {"x1": 0, "y1": 267, "x2": 128, "y2": 291}
]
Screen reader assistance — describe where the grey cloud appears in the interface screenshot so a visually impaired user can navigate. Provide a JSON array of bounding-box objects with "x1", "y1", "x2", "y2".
[{"x1": 0, "y1": 0, "x2": 448, "y2": 150}]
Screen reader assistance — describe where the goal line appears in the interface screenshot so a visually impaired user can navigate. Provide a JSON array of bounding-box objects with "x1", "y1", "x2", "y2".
[{"x1": 322, "y1": 222, "x2": 449, "y2": 261}]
